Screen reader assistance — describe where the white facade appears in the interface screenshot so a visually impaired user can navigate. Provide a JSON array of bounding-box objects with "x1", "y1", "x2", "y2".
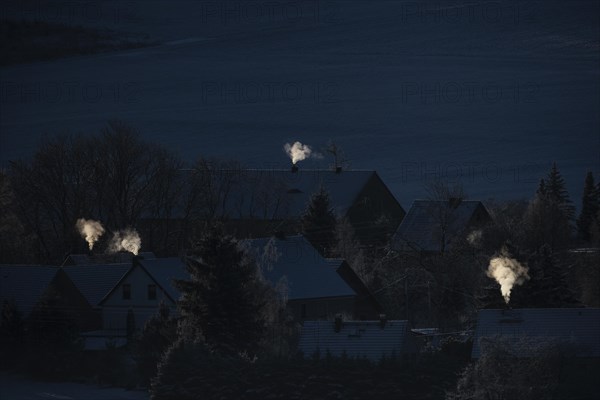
[{"x1": 102, "y1": 266, "x2": 175, "y2": 334}]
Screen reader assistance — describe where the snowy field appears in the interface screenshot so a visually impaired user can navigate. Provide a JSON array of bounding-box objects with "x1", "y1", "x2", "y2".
[
  {"x1": 0, "y1": 373, "x2": 148, "y2": 400},
  {"x1": 1, "y1": 0, "x2": 598, "y2": 208}
]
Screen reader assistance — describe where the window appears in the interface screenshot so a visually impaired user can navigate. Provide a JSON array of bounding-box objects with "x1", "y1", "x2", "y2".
[
  {"x1": 148, "y1": 284, "x2": 157, "y2": 300},
  {"x1": 301, "y1": 303, "x2": 307, "y2": 319},
  {"x1": 122, "y1": 284, "x2": 131, "y2": 300}
]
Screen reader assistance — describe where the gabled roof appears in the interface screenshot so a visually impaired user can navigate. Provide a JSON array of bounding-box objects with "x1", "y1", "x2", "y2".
[
  {"x1": 299, "y1": 320, "x2": 414, "y2": 360},
  {"x1": 244, "y1": 235, "x2": 356, "y2": 300},
  {"x1": 472, "y1": 308, "x2": 600, "y2": 358},
  {"x1": 0, "y1": 265, "x2": 58, "y2": 317},
  {"x1": 137, "y1": 257, "x2": 188, "y2": 301},
  {"x1": 177, "y1": 168, "x2": 379, "y2": 220},
  {"x1": 62, "y1": 263, "x2": 131, "y2": 307},
  {"x1": 391, "y1": 199, "x2": 490, "y2": 252},
  {"x1": 98, "y1": 257, "x2": 188, "y2": 305}
]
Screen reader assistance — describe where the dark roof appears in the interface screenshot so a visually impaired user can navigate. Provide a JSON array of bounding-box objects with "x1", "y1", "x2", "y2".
[
  {"x1": 63, "y1": 252, "x2": 156, "y2": 265},
  {"x1": 62, "y1": 263, "x2": 131, "y2": 306},
  {"x1": 472, "y1": 308, "x2": 600, "y2": 358},
  {"x1": 98, "y1": 257, "x2": 188, "y2": 305},
  {"x1": 244, "y1": 235, "x2": 356, "y2": 300},
  {"x1": 177, "y1": 168, "x2": 379, "y2": 219},
  {"x1": 299, "y1": 320, "x2": 414, "y2": 360},
  {"x1": 391, "y1": 199, "x2": 490, "y2": 252},
  {"x1": 0, "y1": 265, "x2": 58, "y2": 317}
]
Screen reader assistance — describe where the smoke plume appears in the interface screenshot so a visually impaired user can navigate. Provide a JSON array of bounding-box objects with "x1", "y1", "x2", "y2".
[
  {"x1": 76, "y1": 218, "x2": 105, "y2": 250},
  {"x1": 486, "y1": 248, "x2": 529, "y2": 304},
  {"x1": 284, "y1": 141, "x2": 313, "y2": 164},
  {"x1": 109, "y1": 228, "x2": 142, "y2": 255},
  {"x1": 467, "y1": 229, "x2": 482, "y2": 247}
]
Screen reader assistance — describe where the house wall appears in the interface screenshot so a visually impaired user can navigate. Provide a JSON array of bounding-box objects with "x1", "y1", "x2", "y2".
[{"x1": 102, "y1": 266, "x2": 174, "y2": 334}]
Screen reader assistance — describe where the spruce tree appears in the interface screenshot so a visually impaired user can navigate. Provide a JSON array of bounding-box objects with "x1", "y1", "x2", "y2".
[
  {"x1": 545, "y1": 162, "x2": 575, "y2": 220},
  {"x1": 175, "y1": 225, "x2": 272, "y2": 357},
  {"x1": 520, "y1": 244, "x2": 578, "y2": 307},
  {"x1": 301, "y1": 187, "x2": 337, "y2": 256},
  {"x1": 577, "y1": 171, "x2": 599, "y2": 242}
]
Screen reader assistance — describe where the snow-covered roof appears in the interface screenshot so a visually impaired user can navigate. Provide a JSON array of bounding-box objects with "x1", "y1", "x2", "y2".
[
  {"x1": 391, "y1": 200, "x2": 489, "y2": 252},
  {"x1": 0, "y1": 265, "x2": 58, "y2": 317},
  {"x1": 472, "y1": 308, "x2": 600, "y2": 358},
  {"x1": 299, "y1": 320, "x2": 415, "y2": 361},
  {"x1": 62, "y1": 263, "x2": 131, "y2": 306},
  {"x1": 244, "y1": 235, "x2": 356, "y2": 300}
]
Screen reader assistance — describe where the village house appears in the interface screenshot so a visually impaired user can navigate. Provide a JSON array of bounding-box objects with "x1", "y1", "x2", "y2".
[
  {"x1": 139, "y1": 168, "x2": 406, "y2": 251},
  {"x1": 98, "y1": 256, "x2": 188, "y2": 335},
  {"x1": 391, "y1": 199, "x2": 491, "y2": 254},
  {"x1": 245, "y1": 235, "x2": 382, "y2": 321},
  {"x1": 472, "y1": 308, "x2": 600, "y2": 359}
]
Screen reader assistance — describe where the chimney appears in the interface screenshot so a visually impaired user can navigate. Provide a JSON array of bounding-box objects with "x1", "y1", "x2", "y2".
[
  {"x1": 335, "y1": 166, "x2": 342, "y2": 174},
  {"x1": 291, "y1": 164, "x2": 299, "y2": 173},
  {"x1": 379, "y1": 313, "x2": 387, "y2": 329}
]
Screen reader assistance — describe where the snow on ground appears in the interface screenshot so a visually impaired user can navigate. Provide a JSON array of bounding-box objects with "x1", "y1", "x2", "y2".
[
  {"x1": 0, "y1": 373, "x2": 148, "y2": 400},
  {"x1": 1, "y1": 0, "x2": 598, "y2": 208}
]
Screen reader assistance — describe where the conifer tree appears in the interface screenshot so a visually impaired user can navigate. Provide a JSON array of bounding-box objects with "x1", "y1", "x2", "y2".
[
  {"x1": 545, "y1": 162, "x2": 575, "y2": 220},
  {"x1": 577, "y1": 171, "x2": 599, "y2": 242},
  {"x1": 301, "y1": 187, "x2": 337, "y2": 256},
  {"x1": 134, "y1": 301, "x2": 177, "y2": 385},
  {"x1": 522, "y1": 164, "x2": 573, "y2": 250},
  {"x1": 175, "y1": 225, "x2": 272, "y2": 357},
  {"x1": 520, "y1": 244, "x2": 578, "y2": 307}
]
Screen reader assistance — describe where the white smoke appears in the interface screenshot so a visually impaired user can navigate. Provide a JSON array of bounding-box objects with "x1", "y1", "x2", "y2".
[
  {"x1": 76, "y1": 218, "x2": 105, "y2": 250},
  {"x1": 109, "y1": 228, "x2": 142, "y2": 255},
  {"x1": 467, "y1": 229, "x2": 482, "y2": 247},
  {"x1": 486, "y1": 249, "x2": 530, "y2": 304},
  {"x1": 284, "y1": 141, "x2": 313, "y2": 164}
]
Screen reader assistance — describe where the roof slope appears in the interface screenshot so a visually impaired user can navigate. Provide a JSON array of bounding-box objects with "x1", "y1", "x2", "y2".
[
  {"x1": 64, "y1": 252, "x2": 156, "y2": 266},
  {"x1": 175, "y1": 169, "x2": 377, "y2": 220},
  {"x1": 0, "y1": 265, "x2": 58, "y2": 317},
  {"x1": 391, "y1": 200, "x2": 489, "y2": 252},
  {"x1": 472, "y1": 308, "x2": 600, "y2": 358},
  {"x1": 62, "y1": 263, "x2": 131, "y2": 306},
  {"x1": 299, "y1": 320, "x2": 412, "y2": 360},
  {"x1": 244, "y1": 235, "x2": 356, "y2": 300},
  {"x1": 138, "y1": 257, "x2": 188, "y2": 301}
]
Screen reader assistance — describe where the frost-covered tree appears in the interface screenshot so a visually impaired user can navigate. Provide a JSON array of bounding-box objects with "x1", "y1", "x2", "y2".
[
  {"x1": 577, "y1": 171, "x2": 599, "y2": 242},
  {"x1": 175, "y1": 225, "x2": 273, "y2": 357}
]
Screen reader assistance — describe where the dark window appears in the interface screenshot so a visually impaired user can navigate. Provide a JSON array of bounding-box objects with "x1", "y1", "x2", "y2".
[
  {"x1": 122, "y1": 284, "x2": 131, "y2": 300},
  {"x1": 148, "y1": 284, "x2": 157, "y2": 300},
  {"x1": 301, "y1": 303, "x2": 307, "y2": 319}
]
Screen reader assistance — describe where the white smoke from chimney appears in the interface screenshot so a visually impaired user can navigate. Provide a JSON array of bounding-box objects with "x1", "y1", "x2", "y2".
[
  {"x1": 486, "y1": 249, "x2": 530, "y2": 304},
  {"x1": 109, "y1": 228, "x2": 142, "y2": 255},
  {"x1": 284, "y1": 141, "x2": 312, "y2": 164},
  {"x1": 76, "y1": 218, "x2": 105, "y2": 250}
]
